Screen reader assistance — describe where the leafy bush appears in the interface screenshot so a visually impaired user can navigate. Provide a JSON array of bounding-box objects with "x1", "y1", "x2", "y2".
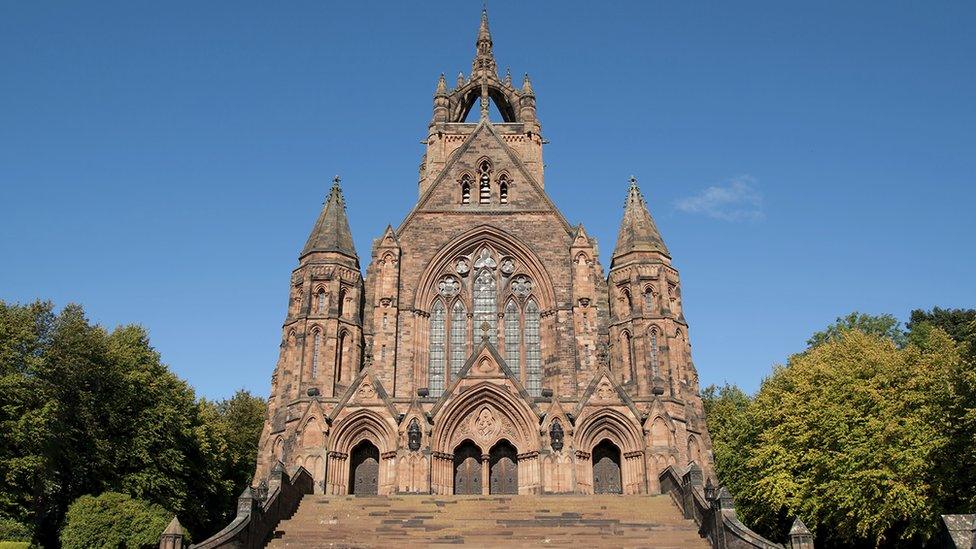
[
  {"x1": 0, "y1": 517, "x2": 30, "y2": 541},
  {"x1": 59, "y1": 492, "x2": 171, "y2": 549}
]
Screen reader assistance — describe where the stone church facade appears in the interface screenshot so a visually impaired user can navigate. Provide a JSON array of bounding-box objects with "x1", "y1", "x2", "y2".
[{"x1": 253, "y1": 10, "x2": 715, "y2": 498}]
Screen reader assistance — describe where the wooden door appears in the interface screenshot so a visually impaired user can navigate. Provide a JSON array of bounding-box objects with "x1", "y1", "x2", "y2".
[
  {"x1": 350, "y1": 441, "x2": 379, "y2": 495},
  {"x1": 454, "y1": 441, "x2": 482, "y2": 495},
  {"x1": 592, "y1": 440, "x2": 622, "y2": 494},
  {"x1": 489, "y1": 441, "x2": 518, "y2": 495}
]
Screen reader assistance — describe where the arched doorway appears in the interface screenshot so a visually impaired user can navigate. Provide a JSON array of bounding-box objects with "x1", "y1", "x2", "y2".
[
  {"x1": 349, "y1": 440, "x2": 379, "y2": 495},
  {"x1": 592, "y1": 439, "x2": 622, "y2": 494},
  {"x1": 489, "y1": 440, "x2": 518, "y2": 495},
  {"x1": 453, "y1": 440, "x2": 482, "y2": 495}
]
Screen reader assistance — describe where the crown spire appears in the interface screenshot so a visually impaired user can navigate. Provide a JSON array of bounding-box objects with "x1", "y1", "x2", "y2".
[
  {"x1": 301, "y1": 175, "x2": 358, "y2": 260},
  {"x1": 472, "y1": 8, "x2": 497, "y2": 77},
  {"x1": 612, "y1": 176, "x2": 670, "y2": 261}
]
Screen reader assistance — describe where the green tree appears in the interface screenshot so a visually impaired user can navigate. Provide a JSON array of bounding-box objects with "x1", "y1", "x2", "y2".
[
  {"x1": 701, "y1": 383, "x2": 753, "y2": 495},
  {"x1": 59, "y1": 492, "x2": 171, "y2": 549},
  {"x1": 0, "y1": 301, "x2": 267, "y2": 546},
  {"x1": 807, "y1": 312, "x2": 907, "y2": 348},
  {"x1": 723, "y1": 328, "x2": 963, "y2": 547}
]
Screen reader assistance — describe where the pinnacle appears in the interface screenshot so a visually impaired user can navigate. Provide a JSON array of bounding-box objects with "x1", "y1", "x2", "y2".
[
  {"x1": 612, "y1": 176, "x2": 670, "y2": 260},
  {"x1": 301, "y1": 175, "x2": 358, "y2": 260}
]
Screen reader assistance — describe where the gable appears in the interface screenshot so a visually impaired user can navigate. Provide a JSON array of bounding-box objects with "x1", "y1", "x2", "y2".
[{"x1": 400, "y1": 121, "x2": 572, "y2": 234}]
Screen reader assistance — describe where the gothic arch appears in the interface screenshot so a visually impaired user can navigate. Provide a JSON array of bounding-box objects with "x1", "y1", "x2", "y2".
[
  {"x1": 431, "y1": 382, "x2": 538, "y2": 453},
  {"x1": 451, "y1": 81, "x2": 520, "y2": 123},
  {"x1": 413, "y1": 225, "x2": 557, "y2": 311},
  {"x1": 325, "y1": 408, "x2": 398, "y2": 495},
  {"x1": 575, "y1": 408, "x2": 646, "y2": 494},
  {"x1": 575, "y1": 408, "x2": 643, "y2": 454},
  {"x1": 329, "y1": 408, "x2": 397, "y2": 455}
]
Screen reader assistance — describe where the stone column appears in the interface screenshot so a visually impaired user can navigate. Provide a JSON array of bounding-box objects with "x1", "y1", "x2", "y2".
[{"x1": 482, "y1": 454, "x2": 491, "y2": 495}]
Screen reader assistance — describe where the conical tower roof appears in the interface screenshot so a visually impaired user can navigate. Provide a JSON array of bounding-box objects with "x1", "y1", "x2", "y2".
[
  {"x1": 612, "y1": 176, "x2": 670, "y2": 260},
  {"x1": 301, "y1": 176, "x2": 357, "y2": 259}
]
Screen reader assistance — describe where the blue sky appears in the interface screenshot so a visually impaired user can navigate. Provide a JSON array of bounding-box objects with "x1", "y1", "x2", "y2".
[{"x1": 1, "y1": 2, "x2": 973, "y2": 400}]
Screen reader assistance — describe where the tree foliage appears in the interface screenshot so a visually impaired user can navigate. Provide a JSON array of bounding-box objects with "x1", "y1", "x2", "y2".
[
  {"x1": 807, "y1": 311, "x2": 907, "y2": 349},
  {"x1": 59, "y1": 492, "x2": 170, "y2": 549},
  {"x1": 0, "y1": 301, "x2": 267, "y2": 547},
  {"x1": 704, "y1": 309, "x2": 976, "y2": 548}
]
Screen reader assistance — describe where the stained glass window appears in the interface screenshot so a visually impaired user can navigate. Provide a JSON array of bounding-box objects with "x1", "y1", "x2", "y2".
[
  {"x1": 473, "y1": 269, "x2": 497, "y2": 345},
  {"x1": 429, "y1": 301, "x2": 446, "y2": 396},
  {"x1": 504, "y1": 300, "x2": 520, "y2": 375},
  {"x1": 450, "y1": 301, "x2": 467, "y2": 378},
  {"x1": 525, "y1": 299, "x2": 541, "y2": 396}
]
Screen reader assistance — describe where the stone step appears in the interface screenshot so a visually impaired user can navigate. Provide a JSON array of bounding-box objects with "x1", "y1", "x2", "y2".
[{"x1": 266, "y1": 494, "x2": 708, "y2": 548}]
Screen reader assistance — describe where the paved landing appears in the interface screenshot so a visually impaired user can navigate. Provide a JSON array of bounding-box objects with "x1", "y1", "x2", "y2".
[{"x1": 266, "y1": 494, "x2": 709, "y2": 548}]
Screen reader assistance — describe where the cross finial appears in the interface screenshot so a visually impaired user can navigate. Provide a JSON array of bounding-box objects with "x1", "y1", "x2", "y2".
[
  {"x1": 333, "y1": 174, "x2": 341, "y2": 186},
  {"x1": 629, "y1": 175, "x2": 637, "y2": 186}
]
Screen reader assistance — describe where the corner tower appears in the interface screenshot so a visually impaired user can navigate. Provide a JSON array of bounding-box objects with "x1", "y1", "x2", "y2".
[{"x1": 254, "y1": 176, "x2": 365, "y2": 485}]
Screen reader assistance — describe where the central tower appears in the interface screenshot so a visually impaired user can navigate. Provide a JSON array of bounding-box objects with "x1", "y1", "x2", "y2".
[{"x1": 253, "y1": 10, "x2": 715, "y2": 500}]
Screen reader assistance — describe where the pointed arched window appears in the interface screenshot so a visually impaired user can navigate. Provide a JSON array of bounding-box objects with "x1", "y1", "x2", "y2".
[
  {"x1": 338, "y1": 288, "x2": 347, "y2": 317},
  {"x1": 335, "y1": 331, "x2": 347, "y2": 383},
  {"x1": 316, "y1": 289, "x2": 327, "y2": 314},
  {"x1": 524, "y1": 299, "x2": 541, "y2": 396},
  {"x1": 428, "y1": 301, "x2": 446, "y2": 396},
  {"x1": 499, "y1": 175, "x2": 509, "y2": 204},
  {"x1": 311, "y1": 329, "x2": 321, "y2": 378},
  {"x1": 620, "y1": 331, "x2": 634, "y2": 383},
  {"x1": 460, "y1": 175, "x2": 471, "y2": 205},
  {"x1": 473, "y1": 269, "x2": 497, "y2": 345},
  {"x1": 450, "y1": 301, "x2": 467, "y2": 378},
  {"x1": 649, "y1": 328, "x2": 659, "y2": 378},
  {"x1": 478, "y1": 160, "x2": 491, "y2": 204},
  {"x1": 504, "y1": 300, "x2": 520, "y2": 375}
]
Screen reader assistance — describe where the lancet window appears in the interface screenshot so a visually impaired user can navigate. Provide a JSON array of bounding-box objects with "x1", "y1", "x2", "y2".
[
  {"x1": 524, "y1": 299, "x2": 541, "y2": 396},
  {"x1": 450, "y1": 301, "x2": 467, "y2": 377},
  {"x1": 428, "y1": 301, "x2": 446, "y2": 396},
  {"x1": 460, "y1": 174, "x2": 471, "y2": 205},
  {"x1": 478, "y1": 161, "x2": 492, "y2": 204},
  {"x1": 311, "y1": 329, "x2": 321, "y2": 378},
  {"x1": 504, "y1": 300, "x2": 520, "y2": 375},
  {"x1": 316, "y1": 289, "x2": 326, "y2": 314},
  {"x1": 649, "y1": 328, "x2": 659, "y2": 377},
  {"x1": 473, "y1": 269, "x2": 497, "y2": 345}
]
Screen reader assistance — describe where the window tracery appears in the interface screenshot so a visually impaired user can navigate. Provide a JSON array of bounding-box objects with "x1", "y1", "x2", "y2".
[{"x1": 473, "y1": 269, "x2": 497, "y2": 345}]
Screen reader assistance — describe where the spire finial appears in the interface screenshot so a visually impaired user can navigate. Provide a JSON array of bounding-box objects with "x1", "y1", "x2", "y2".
[
  {"x1": 522, "y1": 73, "x2": 534, "y2": 95},
  {"x1": 472, "y1": 7, "x2": 497, "y2": 77},
  {"x1": 436, "y1": 73, "x2": 447, "y2": 95}
]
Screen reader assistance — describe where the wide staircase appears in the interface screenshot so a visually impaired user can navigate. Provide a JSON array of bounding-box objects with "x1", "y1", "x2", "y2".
[{"x1": 267, "y1": 494, "x2": 709, "y2": 548}]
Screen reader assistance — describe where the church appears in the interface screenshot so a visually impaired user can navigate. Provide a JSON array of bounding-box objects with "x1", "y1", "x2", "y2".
[{"x1": 253, "y1": 9, "x2": 716, "y2": 500}]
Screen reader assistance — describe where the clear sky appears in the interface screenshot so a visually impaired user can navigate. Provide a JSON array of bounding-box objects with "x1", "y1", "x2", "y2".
[{"x1": 2, "y1": 1, "x2": 973, "y2": 400}]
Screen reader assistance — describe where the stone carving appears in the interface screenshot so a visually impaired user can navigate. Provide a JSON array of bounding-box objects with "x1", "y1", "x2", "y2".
[
  {"x1": 500, "y1": 258, "x2": 516, "y2": 275},
  {"x1": 474, "y1": 249, "x2": 496, "y2": 269},
  {"x1": 550, "y1": 420, "x2": 564, "y2": 451},
  {"x1": 357, "y1": 382, "x2": 376, "y2": 401},
  {"x1": 455, "y1": 258, "x2": 470, "y2": 275},
  {"x1": 438, "y1": 276, "x2": 460, "y2": 297},
  {"x1": 475, "y1": 407, "x2": 498, "y2": 440},
  {"x1": 407, "y1": 418, "x2": 422, "y2": 451},
  {"x1": 596, "y1": 381, "x2": 614, "y2": 401},
  {"x1": 511, "y1": 276, "x2": 532, "y2": 297}
]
